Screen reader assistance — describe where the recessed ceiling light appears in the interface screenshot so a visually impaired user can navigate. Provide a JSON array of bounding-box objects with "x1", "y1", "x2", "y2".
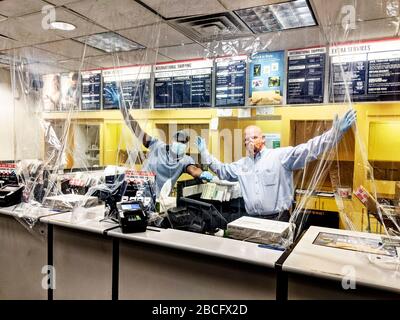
[
  {"x1": 49, "y1": 21, "x2": 76, "y2": 31},
  {"x1": 75, "y1": 32, "x2": 145, "y2": 53},
  {"x1": 235, "y1": 0, "x2": 316, "y2": 34}
]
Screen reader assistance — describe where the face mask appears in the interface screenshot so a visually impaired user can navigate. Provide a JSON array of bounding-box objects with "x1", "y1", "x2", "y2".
[
  {"x1": 246, "y1": 138, "x2": 264, "y2": 156},
  {"x1": 171, "y1": 142, "x2": 187, "y2": 157}
]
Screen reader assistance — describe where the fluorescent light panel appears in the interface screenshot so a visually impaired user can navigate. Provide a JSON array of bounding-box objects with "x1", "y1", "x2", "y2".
[
  {"x1": 235, "y1": 0, "x2": 316, "y2": 33},
  {"x1": 75, "y1": 32, "x2": 145, "y2": 53}
]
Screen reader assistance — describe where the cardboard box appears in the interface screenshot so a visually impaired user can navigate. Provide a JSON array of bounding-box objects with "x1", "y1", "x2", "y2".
[{"x1": 353, "y1": 185, "x2": 379, "y2": 213}]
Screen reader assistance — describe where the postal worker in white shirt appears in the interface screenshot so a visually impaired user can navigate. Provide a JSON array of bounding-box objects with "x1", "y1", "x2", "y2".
[{"x1": 195, "y1": 109, "x2": 357, "y2": 221}]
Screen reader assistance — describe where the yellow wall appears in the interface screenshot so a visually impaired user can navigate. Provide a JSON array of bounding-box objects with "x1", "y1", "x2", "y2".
[{"x1": 369, "y1": 121, "x2": 400, "y2": 161}]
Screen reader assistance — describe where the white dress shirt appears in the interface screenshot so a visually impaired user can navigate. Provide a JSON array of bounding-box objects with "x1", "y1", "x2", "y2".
[{"x1": 201, "y1": 128, "x2": 340, "y2": 216}]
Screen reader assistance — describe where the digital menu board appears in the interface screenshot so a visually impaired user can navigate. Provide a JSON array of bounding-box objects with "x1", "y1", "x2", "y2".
[
  {"x1": 287, "y1": 47, "x2": 326, "y2": 104},
  {"x1": 330, "y1": 39, "x2": 400, "y2": 102},
  {"x1": 102, "y1": 66, "x2": 151, "y2": 109},
  {"x1": 154, "y1": 60, "x2": 212, "y2": 108},
  {"x1": 215, "y1": 55, "x2": 247, "y2": 107},
  {"x1": 249, "y1": 50, "x2": 285, "y2": 106},
  {"x1": 81, "y1": 70, "x2": 101, "y2": 110}
]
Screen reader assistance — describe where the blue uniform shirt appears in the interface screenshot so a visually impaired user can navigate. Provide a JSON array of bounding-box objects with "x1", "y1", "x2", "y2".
[
  {"x1": 143, "y1": 138, "x2": 195, "y2": 196},
  {"x1": 201, "y1": 128, "x2": 340, "y2": 216}
]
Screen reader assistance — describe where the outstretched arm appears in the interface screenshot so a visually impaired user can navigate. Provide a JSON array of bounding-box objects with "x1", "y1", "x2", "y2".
[
  {"x1": 281, "y1": 109, "x2": 357, "y2": 171},
  {"x1": 121, "y1": 106, "x2": 152, "y2": 148},
  {"x1": 186, "y1": 165, "x2": 214, "y2": 182},
  {"x1": 195, "y1": 137, "x2": 241, "y2": 182}
]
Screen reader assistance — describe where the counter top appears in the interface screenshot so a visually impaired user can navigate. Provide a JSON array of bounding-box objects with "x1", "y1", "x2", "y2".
[
  {"x1": 283, "y1": 226, "x2": 400, "y2": 293},
  {"x1": 40, "y1": 206, "x2": 118, "y2": 235},
  {"x1": 108, "y1": 227, "x2": 282, "y2": 268},
  {"x1": 0, "y1": 204, "x2": 62, "y2": 220},
  {"x1": 40, "y1": 205, "x2": 282, "y2": 268}
]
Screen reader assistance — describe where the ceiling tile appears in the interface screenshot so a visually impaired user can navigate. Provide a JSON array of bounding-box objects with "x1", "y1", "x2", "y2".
[
  {"x1": 0, "y1": 35, "x2": 25, "y2": 51},
  {"x1": 117, "y1": 23, "x2": 193, "y2": 48},
  {"x1": 25, "y1": 62, "x2": 69, "y2": 74},
  {"x1": 66, "y1": 0, "x2": 161, "y2": 30},
  {"x1": 141, "y1": 0, "x2": 226, "y2": 18},
  {"x1": 117, "y1": 49, "x2": 172, "y2": 64},
  {"x1": 0, "y1": 0, "x2": 47, "y2": 17},
  {"x1": 5, "y1": 47, "x2": 68, "y2": 64},
  {"x1": 219, "y1": 0, "x2": 284, "y2": 11},
  {"x1": 83, "y1": 48, "x2": 171, "y2": 68},
  {"x1": 158, "y1": 43, "x2": 208, "y2": 60},
  {"x1": 202, "y1": 36, "x2": 257, "y2": 56},
  {"x1": 256, "y1": 27, "x2": 325, "y2": 51},
  {"x1": 35, "y1": 39, "x2": 105, "y2": 59},
  {"x1": 0, "y1": 16, "x2": 63, "y2": 45},
  {"x1": 324, "y1": 18, "x2": 400, "y2": 44},
  {"x1": 0, "y1": 8, "x2": 106, "y2": 46},
  {"x1": 46, "y1": 8, "x2": 107, "y2": 38},
  {"x1": 45, "y1": 0, "x2": 83, "y2": 6},
  {"x1": 82, "y1": 54, "x2": 130, "y2": 68},
  {"x1": 56, "y1": 58, "x2": 100, "y2": 71},
  {"x1": 312, "y1": 0, "x2": 398, "y2": 26}
]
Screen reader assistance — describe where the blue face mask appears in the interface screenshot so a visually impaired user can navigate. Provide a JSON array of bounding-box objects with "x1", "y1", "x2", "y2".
[{"x1": 171, "y1": 142, "x2": 187, "y2": 157}]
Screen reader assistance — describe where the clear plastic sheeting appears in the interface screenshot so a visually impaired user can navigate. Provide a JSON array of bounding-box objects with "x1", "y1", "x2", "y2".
[{"x1": 0, "y1": 0, "x2": 398, "y2": 269}]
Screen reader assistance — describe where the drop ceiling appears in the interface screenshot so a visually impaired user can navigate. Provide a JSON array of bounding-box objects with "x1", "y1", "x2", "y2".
[{"x1": 0, "y1": 0, "x2": 398, "y2": 72}]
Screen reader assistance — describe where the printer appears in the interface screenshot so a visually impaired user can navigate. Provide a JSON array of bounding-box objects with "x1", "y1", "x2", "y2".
[{"x1": 227, "y1": 216, "x2": 290, "y2": 245}]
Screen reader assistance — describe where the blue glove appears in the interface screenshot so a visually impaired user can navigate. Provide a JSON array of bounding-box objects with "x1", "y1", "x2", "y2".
[
  {"x1": 335, "y1": 109, "x2": 357, "y2": 135},
  {"x1": 200, "y1": 171, "x2": 213, "y2": 182},
  {"x1": 195, "y1": 136, "x2": 207, "y2": 153},
  {"x1": 104, "y1": 86, "x2": 120, "y2": 105}
]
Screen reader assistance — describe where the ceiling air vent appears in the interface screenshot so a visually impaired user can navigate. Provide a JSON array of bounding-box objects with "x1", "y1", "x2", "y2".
[{"x1": 169, "y1": 12, "x2": 252, "y2": 42}]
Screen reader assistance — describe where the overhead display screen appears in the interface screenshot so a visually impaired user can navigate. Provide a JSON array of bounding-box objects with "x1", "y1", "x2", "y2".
[
  {"x1": 287, "y1": 47, "x2": 326, "y2": 104},
  {"x1": 249, "y1": 50, "x2": 285, "y2": 105},
  {"x1": 154, "y1": 60, "x2": 212, "y2": 108},
  {"x1": 102, "y1": 66, "x2": 151, "y2": 109},
  {"x1": 81, "y1": 70, "x2": 101, "y2": 110},
  {"x1": 330, "y1": 39, "x2": 400, "y2": 102},
  {"x1": 215, "y1": 55, "x2": 247, "y2": 107}
]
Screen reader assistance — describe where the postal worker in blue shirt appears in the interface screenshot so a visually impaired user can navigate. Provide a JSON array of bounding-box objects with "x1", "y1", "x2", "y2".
[
  {"x1": 195, "y1": 109, "x2": 357, "y2": 221},
  {"x1": 121, "y1": 107, "x2": 213, "y2": 196}
]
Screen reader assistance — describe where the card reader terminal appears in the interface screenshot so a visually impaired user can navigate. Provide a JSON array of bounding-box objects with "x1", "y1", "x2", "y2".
[{"x1": 116, "y1": 201, "x2": 148, "y2": 233}]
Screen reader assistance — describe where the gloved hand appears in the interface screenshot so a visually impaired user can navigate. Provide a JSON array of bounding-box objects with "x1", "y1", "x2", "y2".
[
  {"x1": 199, "y1": 171, "x2": 214, "y2": 182},
  {"x1": 195, "y1": 136, "x2": 207, "y2": 153},
  {"x1": 104, "y1": 86, "x2": 120, "y2": 105},
  {"x1": 335, "y1": 109, "x2": 357, "y2": 135}
]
